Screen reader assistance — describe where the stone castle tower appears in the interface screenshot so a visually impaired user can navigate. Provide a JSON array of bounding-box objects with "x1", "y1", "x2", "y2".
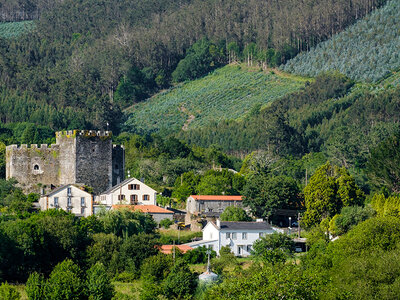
[{"x1": 6, "y1": 130, "x2": 124, "y2": 194}]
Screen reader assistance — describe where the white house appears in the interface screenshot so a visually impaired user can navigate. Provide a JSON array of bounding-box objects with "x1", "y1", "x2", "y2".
[
  {"x1": 95, "y1": 177, "x2": 157, "y2": 209},
  {"x1": 39, "y1": 184, "x2": 93, "y2": 217},
  {"x1": 186, "y1": 219, "x2": 276, "y2": 256}
]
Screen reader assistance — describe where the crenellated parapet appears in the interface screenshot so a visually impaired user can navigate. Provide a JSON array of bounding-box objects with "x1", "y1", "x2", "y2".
[
  {"x1": 6, "y1": 143, "x2": 60, "y2": 151},
  {"x1": 6, "y1": 129, "x2": 123, "y2": 195},
  {"x1": 56, "y1": 130, "x2": 112, "y2": 139}
]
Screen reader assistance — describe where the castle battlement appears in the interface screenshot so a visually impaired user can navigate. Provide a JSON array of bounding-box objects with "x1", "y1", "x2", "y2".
[
  {"x1": 7, "y1": 129, "x2": 123, "y2": 195},
  {"x1": 6, "y1": 144, "x2": 59, "y2": 151},
  {"x1": 56, "y1": 130, "x2": 112, "y2": 138}
]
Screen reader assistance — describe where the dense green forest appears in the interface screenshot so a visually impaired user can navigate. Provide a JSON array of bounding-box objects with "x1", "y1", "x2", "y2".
[
  {"x1": 0, "y1": 0, "x2": 386, "y2": 132},
  {"x1": 282, "y1": 0, "x2": 400, "y2": 82}
]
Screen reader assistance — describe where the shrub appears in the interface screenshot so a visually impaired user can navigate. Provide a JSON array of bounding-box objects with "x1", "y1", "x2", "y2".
[
  {"x1": 163, "y1": 260, "x2": 198, "y2": 299},
  {"x1": 44, "y1": 259, "x2": 85, "y2": 300},
  {"x1": 0, "y1": 282, "x2": 20, "y2": 300},
  {"x1": 159, "y1": 218, "x2": 174, "y2": 229},
  {"x1": 183, "y1": 246, "x2": 216, "y2": 264},
  {"x1": 26, "y1": 272, "x2": 45, "y2": 300},
  {"x1": 86, "y1": 263, "x2": 115, "y2": 300}
]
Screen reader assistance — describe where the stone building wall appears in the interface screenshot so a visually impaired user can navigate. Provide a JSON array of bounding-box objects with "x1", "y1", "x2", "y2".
[
  {"x1": 6, "y1": 144, "x2": 60, "y2": 193},
  {"x1": 6, "y1": 130, "x2": 124, "y2": 195},
  {"x1": 112, "y1": 145, "x2": 125, "y2": 186},
  {"x1": 74, "y1": 131, "x2": 113, "y2": 194},
  {"x1": 56, "y1": 131, "x2": 76, "y2": 185}
]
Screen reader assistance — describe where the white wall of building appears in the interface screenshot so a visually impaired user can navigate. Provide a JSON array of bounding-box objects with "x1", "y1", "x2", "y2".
[
  {"x1": 39, "y1": 185, "x2": 93, "y2": 217},
  {"x1": 96, "y1": 178, "x2": 157, "y2": 207},
  {"x1": 201, "y1": 221, "x2": 276, "y2": 256}
]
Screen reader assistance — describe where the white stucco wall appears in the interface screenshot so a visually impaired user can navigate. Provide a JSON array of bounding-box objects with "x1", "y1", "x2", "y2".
[
  {"x1": 96, "y1": 178, "x2": 157, "y2": 207},
  {"x1": 201, "y1": 222, "x2": 276, "y2": 256},
  {"x1": 39, "y1": 185, "x2": 93, "y2": 217}
]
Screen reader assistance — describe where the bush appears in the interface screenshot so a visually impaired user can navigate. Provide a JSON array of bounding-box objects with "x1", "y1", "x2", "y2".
[
  {"x1": 159, "y1": 218, "x2": 174, "y2": 229},
  {"x1": 163, "y1": 260, "x2": 198, "y2": 299},
  {"x1": 44, "y1": 259, "x2": 85, "y2": 300},
  {"x1": 140, "y1": 253, "x2": 173, "y2": 282},
  {"x1": 26, "y1": 272, "x2": 45, "y2": 300},
  {"x1": 220, "y1": 206, "x2": 252, "y2": 222},
  {"x1": 252, "y1": 233, "x2": 295, "y2": 264},
  {"x1": 0, "y1": 282, "x2": 20, "y2": 300},
  {"x1": 86, "y1": 263, "x2": 115, "y2": 300},
  {"x1": 183, "y1": 246, "x2": 216, "y2": 264}
]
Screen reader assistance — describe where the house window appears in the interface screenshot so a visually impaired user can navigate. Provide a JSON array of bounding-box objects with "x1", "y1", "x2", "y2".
[
  {"x1": 81, "y1": 207, "x2": 85, "y2": 215},
  {"x1": 242, "y1": 232, "x2": 247, "y2": 240},
  {"x1": 226, "y1": 233, "x2": 231, "y2": 239},
  {"x1": 118, "y1": 194, "x2": 125, "y2": 201},
  {"x1": 81, "y1": 197, "x2": 85, "y2": 207},
  {"x1": 67, "y1": 197, "x2": 72, "y2": 207},
  {"x1": 67, "y1": 187, "x2": 72, "y2": 196},
  {"x1": 54, "y1": 197, "x2": 59, "y2": 207},
  {"x1": 259, "y1": 232, "x2": 265, "y2": 238},
  {"x1": 238, "y1": 245, "x2": 243, "y2": 255},
  {"x1": 143, "y1": 194, "x2": 149, "y2": 201},
  {"x1": 232, "y1": 233, "x2": 237, "y2": 240},
  {"x1": 130, "y1": 194, "x2": 138, "y2": 204},
  {"x1": 246, "y1": 245, "x2": 252, "y2": 253},
  {"x1": 128, "y1": 184, "x2": 140, "y2": 190}
]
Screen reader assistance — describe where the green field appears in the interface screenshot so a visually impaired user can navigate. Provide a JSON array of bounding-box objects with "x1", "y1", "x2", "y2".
[
  {"x1": 125, "y1": 65, "x2": 309, "y2": 134},
  {"x1": 0, "y1": 21, "x2": 35, "y2": 38}
]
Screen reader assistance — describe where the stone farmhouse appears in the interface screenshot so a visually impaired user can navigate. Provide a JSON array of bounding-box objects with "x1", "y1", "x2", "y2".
[
  {"x1": 95, "y1": 177, "x2": 157, "y2": 208},
  {"x1": 186, "y1": 195, "x2": 244, "y2": 215},
  {"x1": 39, "y1": 184, "x2": 93, "y2": 217},
  {"x1": 6, "y1": 130, "x2": 124, "y2": 195},
  {"x1": 186, "y1": 219, "x2": 276, "y2": 256}
]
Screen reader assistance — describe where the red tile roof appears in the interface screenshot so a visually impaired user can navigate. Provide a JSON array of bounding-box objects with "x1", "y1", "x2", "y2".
[
  {"x1": 190, "y1": 195, "x2": 243, "y2": 201},
  {"x1": 160, "y1": 245, "x2": 193, "y2": 254},
  {"x1": 112, "y1": 204, "x2": 174, "y2": 214}
]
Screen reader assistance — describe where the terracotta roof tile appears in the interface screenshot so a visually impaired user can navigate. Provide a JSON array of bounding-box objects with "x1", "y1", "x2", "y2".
[
  {"x1": 160, "y1": 245, "x2": 193, "y2": 254},
  {"x1": 112, "y1": 204, "x2": 174, "y2": 214},
  {"x1": 190, "y1": 195, "x2": 243, "y2": 201}
]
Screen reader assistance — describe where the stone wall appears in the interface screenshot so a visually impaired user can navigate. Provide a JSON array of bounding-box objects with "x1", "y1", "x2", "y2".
[
  {"x1": 6, "y1": 130, "x2": 123, "y2": 195},
  {"x1": 74, "y1": 131, "x2": 113, "y2": 194},
  {"x1": 57, "y1": 131, "x2": 76, "y2": 185},
  {"x1": 112, "y1": 145, "x2": 125, "y2": 186},
  {"x1": 6, "y1": 144, "x2": 60, "y2": 193}
]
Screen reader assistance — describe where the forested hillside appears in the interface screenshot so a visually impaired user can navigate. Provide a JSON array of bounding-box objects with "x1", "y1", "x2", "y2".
[
  {"x1": 282, "y1": 0, "x2": 400, "y2": 82},
  {"x1": 0, "y1": 0, "x2": 386, "y2": 132},
  {"x1": 180, "y1": 73, "x2": 400, "y2": 184},
  {"x1": 125, "y1": 65, "x2": 308, "y2": 134}
]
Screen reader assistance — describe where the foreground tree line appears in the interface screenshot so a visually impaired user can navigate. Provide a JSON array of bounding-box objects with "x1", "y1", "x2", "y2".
[{"x1": 0, "y1": 128, "x2": 400, "y2": 298}]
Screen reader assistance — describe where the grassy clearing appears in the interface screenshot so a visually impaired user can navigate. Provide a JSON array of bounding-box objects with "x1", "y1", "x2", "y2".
[
  {"x1": 125, "y1": 64, "x2": 308, "y2": 134},
  {"x1": 113, "y1": 281, "x2": 140, "y2": 299},
  {"x1": 158, "y1": 228, "x2": 202, "y2": 245}
]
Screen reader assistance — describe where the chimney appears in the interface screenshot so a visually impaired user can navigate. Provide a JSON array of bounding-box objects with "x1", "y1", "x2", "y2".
[
  {"x1": 216, "y1": 219, "x2": 221, "y2": 228},
  {"x1": 256, "y1": 218, "x2": 263, "y2": 223}
]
